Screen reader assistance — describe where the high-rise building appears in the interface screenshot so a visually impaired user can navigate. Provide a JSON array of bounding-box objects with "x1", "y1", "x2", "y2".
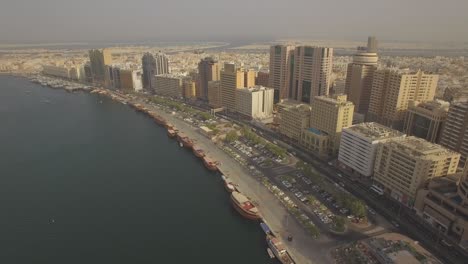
[
  {"x1": 338, "y1": 122, "x2": 404, "y2": 177},
  {"x1": 367, "y1": 36, "x2": 378, "y2": 53},
  {"x1": 244, "y1": 69, "x2": 256, "y2": 88},
  {"x1": 220, "y1": 63, "x2": 244, "y2": 111},
  {"x1": 302, "y1": 94, "x2": 354, "y2": 156},
  {"x1": 414, "y1": 167, "x2": 468, "y2": 244},
  {"x1": 142, "y1": 53, "x2": 156, "y2": 90},
  {"x1": 154, "y1": 52, "x2": 170, "y2": 75},
  {"x1": 290, "y1": 46, "x2": 333, "y2": 103},
  {"x1": 367, "y1": 69, "x2": 438, "y2": 130},
  {"x1": 153, "y1": 74, "x2": 183, "y2": 98},
  {"x1": 268, "y1": 45, "x2": 294, "y2": 103},
  {"x1": 198, "y1": 57, "x2": 220, "y2": 100},
  {"x1": 119, "y1": 69, "x2": 143, "y2": 92},
  {"x1": 374, "y1": 136, "x2": 460, "y2": 206},
  {"x1": 344, "y1": 49, "x2": 378, "y2": 115},
  {"x1": 104, "y1": 65, "x2": 121, "y2": 89},
  {"x1": 278, "y1": 102, "x2": 311, "y2": 142},
  {"x1": 403, "y1": 100, "x2": 449, "y2": 143},
  {"x1": 88, "y1": 49, "x2": 112, "y2": 84},
  {"x1": 235, "y1": 86, "x2": 274, "y2": 120},
  {"x1": 83, "y1": 63, "x2": 93, "y2": 83},
  {"x1": 207, "y1": 80, "x2": 221, "y2": 108},
  {"x1": 440, "y1": 101, "x2": 468, "y2": 165},
  {"x1": 255, "y1": 71, "x2": 269, "y2": 87}
]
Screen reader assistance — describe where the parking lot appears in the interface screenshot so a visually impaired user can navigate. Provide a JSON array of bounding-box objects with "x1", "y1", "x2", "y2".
[{"x1": 224, "y1": 136, "x2": 372, "y2": 235}]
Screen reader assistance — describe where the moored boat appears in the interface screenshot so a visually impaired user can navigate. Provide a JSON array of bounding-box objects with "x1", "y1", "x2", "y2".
[
  {"x1": 267, "y1": 248, "x2": 275, "y2": 259},
  {"x1": 202, "y1": 156, "x2": 218, "y2": 171},
  {"x1": 230, "y1": 191, "x2": 261, "y2": 221},
  {"x1": 177, "y1": 133, "x2": 193, "y2": 149},
  {"x1": 167, "y1": 129, "x2": 177, "y2": 138},
  {"x1": 266, "y1": 235, "x2": 294, "y2": 264},
  {"x1": 165, "y1": 122, "x2": 174, "y2": 129},
  {"x1": 192, "y1": 146, "x2": 205, "y2": 158},
  {"x1": 153, "y1": 115, "x2": 166, "y2": 126},
  {"x1": 221, "y1": 175, "x2": 237, "y2": 192}
]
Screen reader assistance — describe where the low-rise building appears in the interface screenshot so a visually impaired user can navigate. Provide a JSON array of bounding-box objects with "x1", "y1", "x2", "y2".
[
  {"x1": 235, "y1": 86, "x2": 274, "y2": 120},
  {"x1": 374, "y1": 136, "x2": 460, "y2": 206},
  {"x1": 300, "y1": 128, "x2": 330, "y2": 158},
  {"x1": 183, "y1": 80, "x2": 196, "y2": 99},
  {"x1": 338, "y1": 122, "x2": 404, "y2": 177},
  {"x1": 278, "y1": 102, "x2": 311, "y2": 142},
  {"x1": 42, "y1": 65, "x2": 73, "y2": 79},
  {"x1": 153, "y1": 74, "x2": 183, "y2": 98}
]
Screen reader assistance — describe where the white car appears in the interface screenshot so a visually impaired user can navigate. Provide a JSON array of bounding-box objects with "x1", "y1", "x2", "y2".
[{"x1": 282, "y1": 181, "x2": 292, "y2": 188}]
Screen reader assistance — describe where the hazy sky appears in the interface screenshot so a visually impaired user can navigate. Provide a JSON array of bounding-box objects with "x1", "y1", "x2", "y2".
[{"x1": 1, "y1": 0, "x2": 467, "y2": 44}]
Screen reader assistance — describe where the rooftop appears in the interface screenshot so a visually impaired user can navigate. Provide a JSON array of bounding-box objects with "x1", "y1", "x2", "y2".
[
  {"x1": 386, "y1": 136, "x2": 459, "y2": 158},
  {"x1": 237, "y1": 85, "x2": 273, "y2": 93},
  {"x1": 345, "y1": 122, "x2": 404, "y2": 140},
  {"x1": 314, "y1": 94, "x2": 354, "y2": 106},
  {"x1": 410, "y1": 100, "x2": 450, "y2": 113}
]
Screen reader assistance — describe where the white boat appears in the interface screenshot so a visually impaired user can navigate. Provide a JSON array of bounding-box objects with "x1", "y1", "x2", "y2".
[{"x1": 267, "y1": 248, "x2": 275, "y2": 259}]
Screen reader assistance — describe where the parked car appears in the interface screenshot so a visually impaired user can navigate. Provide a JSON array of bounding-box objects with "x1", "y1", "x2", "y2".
[{"x1": 282, "y1": 181, "x2": 292, "y2": 188}]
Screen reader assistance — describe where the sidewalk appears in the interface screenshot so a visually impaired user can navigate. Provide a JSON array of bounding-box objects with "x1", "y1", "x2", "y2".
[{"x1": 147, "y1": 105, "x2": 328, "y2": 264}]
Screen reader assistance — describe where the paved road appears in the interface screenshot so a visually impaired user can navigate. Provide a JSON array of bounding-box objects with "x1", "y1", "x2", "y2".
[
  {"x1": 124, "y1": 96, "x2": 468, "y2": 263},
  {"x1": 243, "y1": 120, "x2": 468, "y2": 264}
]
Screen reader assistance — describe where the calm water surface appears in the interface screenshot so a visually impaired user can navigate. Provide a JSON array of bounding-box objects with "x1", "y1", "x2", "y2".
[{"x1": 0, "y1": 76, "x2": 275, "y2": 264}]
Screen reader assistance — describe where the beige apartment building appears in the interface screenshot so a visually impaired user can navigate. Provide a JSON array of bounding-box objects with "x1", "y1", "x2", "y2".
[
  {"x1": 207, "y1": 80, "x2": 221, "y2": 108},
  {"x1": 344, "y1": 52, "x2": 378, "y2": 115},
  {"x1": 42, "y1": 65, "x2": 76, "y2": 79},
  {"x1": 439, "y1": 101, "x2": 468, "y2": 166},
  {"x1": 403, "y1": 100, "x2": 449, "y2": 143},
  {"x1": 278, "y1": 102, "x2": 311, "y2": 142},
  {"x1": 235, "y1": 86, "x2": 274, "y2": 119},
  {"x1": 374, "y1": 136, "x2": 460, "y2": 206},
  {"x1": 367, "y1": 69, "x2": 438, "y2": 130},
  {"x1": 414, "y1": 168, "x2": 468, "y2": 247},
  {"x1": 269, "y1": 45, "x2": 294, "y2": 102},
  {"x1": 302, "y1": 94, "x2": 354, "y2": 157},
  {"x1": 220, "y1": 63, "x2": 244, "y2": 111},
  {"x1": 244, "y1": 69, "x2": 256, "y2": 88},
  {"x1": 183, "y1": 80, "x2": 196, "y2": 99},
  {"x1": 153, "y1": 74, "x2": 183, "y2": 98},
  {"x1": 290, "y1": 46, "x2": 333, "y2": 103}
]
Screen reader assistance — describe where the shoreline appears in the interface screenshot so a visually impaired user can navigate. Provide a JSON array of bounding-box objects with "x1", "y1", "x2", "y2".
[{"x1": 26, "y1": 75, "x2": 330, "y2": 264}]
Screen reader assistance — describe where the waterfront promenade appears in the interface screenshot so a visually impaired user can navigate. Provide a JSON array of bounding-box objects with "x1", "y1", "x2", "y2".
[{"x1": 134, "y1": 100, "x2": 334, "y2": 264}]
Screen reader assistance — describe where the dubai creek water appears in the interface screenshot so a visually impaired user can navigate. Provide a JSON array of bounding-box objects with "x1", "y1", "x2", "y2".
[{"x1": 0, "y1": 76, "x2": 276, "y2": 264}]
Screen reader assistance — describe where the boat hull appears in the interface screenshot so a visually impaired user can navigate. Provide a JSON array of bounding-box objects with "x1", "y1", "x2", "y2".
[
  {"x1": 224, "y1": 183, "x2": 236, "y2": 193},
  {"x1": 203, "y1": 160, "x2": 218, "y2": 171},
  {"x1": 193, "y1": 149, "x2": 205, "y2": 158},
  {"x1": 230, "y1": 195, "x2": 261, "y2": 221}
]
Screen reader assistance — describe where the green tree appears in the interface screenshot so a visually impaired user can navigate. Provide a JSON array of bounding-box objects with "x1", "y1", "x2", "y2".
[
  {"x1": 333, "y1": 216, "x2": 346, "y2": 232},
  {"x1": 225, "y1": 130, "x2": 239, "y2": 142},
  {"x1": 350, "y1": 200, "x2": 367, "y2": 218}
]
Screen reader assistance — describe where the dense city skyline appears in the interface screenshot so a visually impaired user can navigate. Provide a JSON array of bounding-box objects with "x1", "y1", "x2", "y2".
[{"x1": 1, "y1": 0, "x2": 468, "y2": 44}]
